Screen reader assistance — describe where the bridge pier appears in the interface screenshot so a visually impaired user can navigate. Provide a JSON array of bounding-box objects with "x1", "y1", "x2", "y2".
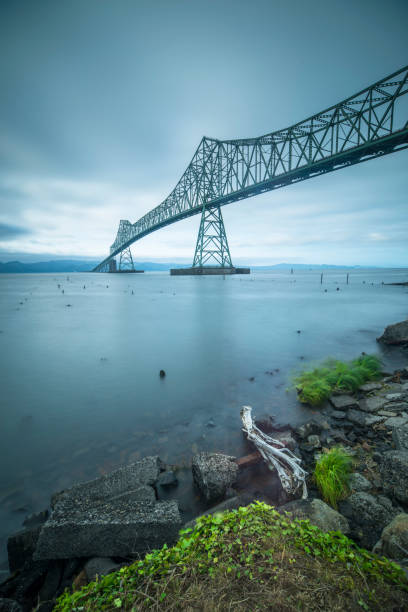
[
  {"x1": 107, "y1": 249, "x2": 144, "y2": 273},
  {"x1": 170, "y1": 205, "x2": 250, "y2": 276},
  {"x1": 170, "y1": 266, "x2": 250, "y2": 276}
]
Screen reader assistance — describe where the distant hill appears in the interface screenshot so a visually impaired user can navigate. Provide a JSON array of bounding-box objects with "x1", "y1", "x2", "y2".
[
  {"x1": 0, "y1": 260, "x2": 402, "y2": 273},
  {"x1": 0, "y1": 260, "x2": 186, "y2": 273},
  {"x1": 0, "y1": 260, "x2": 98, "y2": 273}
]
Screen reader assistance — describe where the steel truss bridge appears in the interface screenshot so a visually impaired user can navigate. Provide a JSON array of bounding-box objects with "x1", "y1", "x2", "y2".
[{"x1": 93, "y1": 65, "x2": 408, "y2": 272}]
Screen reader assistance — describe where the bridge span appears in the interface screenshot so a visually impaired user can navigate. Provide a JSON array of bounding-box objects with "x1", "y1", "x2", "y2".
[{"x1": 93, "y1": 65, "x2": 408, "y2": 273}]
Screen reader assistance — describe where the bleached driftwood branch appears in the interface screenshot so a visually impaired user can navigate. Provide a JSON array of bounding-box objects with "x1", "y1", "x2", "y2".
[{"x1": 240, "y1": 405, "x2": 308, "y2": 499}]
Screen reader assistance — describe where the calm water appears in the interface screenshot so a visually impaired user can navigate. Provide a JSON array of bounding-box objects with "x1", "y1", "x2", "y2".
[{"x1": 0, "y1": 268, "x2": 407, "y2": 568}]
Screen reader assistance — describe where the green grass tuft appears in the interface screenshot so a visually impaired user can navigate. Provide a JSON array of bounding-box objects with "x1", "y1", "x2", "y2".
[
  {"x1": 294, "y1": 354, "x2": 382, "y2": 406},
  {"x1": 314, "y1": 447, "x2": 353, "y2": 509}
]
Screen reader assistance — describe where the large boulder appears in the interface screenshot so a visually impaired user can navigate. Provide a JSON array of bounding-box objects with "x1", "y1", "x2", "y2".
[
  {"x1": 380, "y1": 451, "x2": 408, "y2": 504},
  {"x1": 192, "y1": 453, "x2": 238, "y2": 502},
  {"x1": 373, "y1": 514, "x2": 408, "y2": 560},
  {"x1": 338, "y1": 492, "x2": 397, "y2": 549},
  {"x1": 377, "y1": 319, "x2": 408, "y2": 345},
  {"x1": 280, "y1": 498, "x2": 350, "y2": 534}
]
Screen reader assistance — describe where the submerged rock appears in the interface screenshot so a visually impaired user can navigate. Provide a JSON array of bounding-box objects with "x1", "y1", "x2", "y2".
[
  {"x1": 192, "y1": 453, "x2": 238, "y2": 502},
  {"x1": 377, "y1": 319, "x2": 408, "y2": 345}
]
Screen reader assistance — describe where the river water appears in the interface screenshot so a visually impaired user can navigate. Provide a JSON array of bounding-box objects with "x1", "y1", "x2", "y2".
[{"x1": 0, "y1": 268, "x2": 407, "y2": 569}]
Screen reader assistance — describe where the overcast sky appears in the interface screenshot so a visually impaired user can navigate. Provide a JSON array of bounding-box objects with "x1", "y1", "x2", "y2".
[{"x1": 0, "y1": 0, "x2": 407, "y2": 266}]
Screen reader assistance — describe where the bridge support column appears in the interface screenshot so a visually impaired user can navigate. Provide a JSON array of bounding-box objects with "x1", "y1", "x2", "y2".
[
  {"x1": 170, "y1": 205, "x2": 250, "y2": 276},
  {"x1": 119, "y1": 247, "x2": 135, "y2": 271},
  {"x1": 108, "y1": 248, "x2": 143, "y2": 273},
  {"x1": 193, "y1": 205, "x2": 233, "y2": 268}
]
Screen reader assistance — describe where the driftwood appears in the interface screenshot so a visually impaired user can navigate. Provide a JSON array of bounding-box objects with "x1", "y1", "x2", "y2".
[
  {"x1": 235, "y1": 450, "x2": 262, "y2": 468},
  {"x1": 240, "y1": 405, "x2": 308, "y2": 499}
]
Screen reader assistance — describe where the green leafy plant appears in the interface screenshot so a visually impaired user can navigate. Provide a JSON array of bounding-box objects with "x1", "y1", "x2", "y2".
[
  {"x1": 314, "y1": 446, "x2": 353, "y2": 508},
  {"x1": 294, "y1": 354, "x2": 382, "y2": 406},
  {"x1": 54, "y1": 501, "x2": 407, "y2": 611}
]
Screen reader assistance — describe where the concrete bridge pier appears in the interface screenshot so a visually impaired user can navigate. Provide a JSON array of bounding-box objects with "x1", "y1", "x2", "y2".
[
  {"x1": 170, "y1": 266, "x2": 250, "y2": 276},
  {"x1": 170, "y1": 205, "x2": 250, "y2": 276}
]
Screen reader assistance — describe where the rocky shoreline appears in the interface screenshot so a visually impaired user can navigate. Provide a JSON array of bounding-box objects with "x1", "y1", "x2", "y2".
[{"x1": 1, "y1": 321, "x2": 408, "y2": 611}]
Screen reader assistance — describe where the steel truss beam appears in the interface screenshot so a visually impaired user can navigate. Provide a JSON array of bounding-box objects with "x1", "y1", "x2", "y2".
[{"x1": 93, "y1": 65, "x2": 408, "y2": 272}]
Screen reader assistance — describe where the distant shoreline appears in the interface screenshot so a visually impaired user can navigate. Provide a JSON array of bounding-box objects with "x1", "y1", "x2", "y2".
[{"x1": 1, "y1": 260, "x2": 407, "y2": 274}]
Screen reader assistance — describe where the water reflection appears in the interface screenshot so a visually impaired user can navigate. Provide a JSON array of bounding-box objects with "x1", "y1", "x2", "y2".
[{"x1": 0, "y1": 269, "x2": 407, "y2": 567}]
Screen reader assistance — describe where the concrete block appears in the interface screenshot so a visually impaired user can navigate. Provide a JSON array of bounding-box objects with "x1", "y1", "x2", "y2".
[
  {"x1": 34, "y1": 500, "x2": 181, "y2": 560},
  {"x1": 52, "y1": 457, "x2": 161, "y2": 508}
]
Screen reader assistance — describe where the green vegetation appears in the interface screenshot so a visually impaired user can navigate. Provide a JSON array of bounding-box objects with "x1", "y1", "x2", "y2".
[
  {"x1": 314, "y1": 447, "x2": 353, "y2": 508},
  {"x1": 294, "y1": 354, "x2": 382, "y2": 406},
  {"x1": 54, "y1": 502, "x2": 407, "y2": 611}
]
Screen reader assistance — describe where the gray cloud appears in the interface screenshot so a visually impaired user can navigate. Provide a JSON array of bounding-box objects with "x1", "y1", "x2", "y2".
[
  {"x1": 0, "y1": 222, "x2": 30, "y2": 239},
  {"x1": 0, "y1": 0, "x2": 407, "y2": 265}
]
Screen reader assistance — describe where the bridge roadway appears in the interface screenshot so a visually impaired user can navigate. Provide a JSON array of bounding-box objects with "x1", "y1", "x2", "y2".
[{"x1": 93, "y1": 65, "x2": 408, "y2": 272}]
